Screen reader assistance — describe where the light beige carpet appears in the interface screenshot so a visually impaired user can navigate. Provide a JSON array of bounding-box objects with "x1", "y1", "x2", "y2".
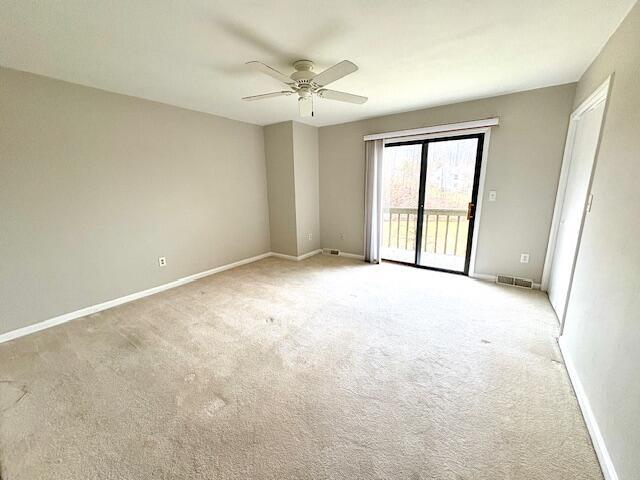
[{"x1": 0, "y1": 255, "x2": 602, "y2": 479}]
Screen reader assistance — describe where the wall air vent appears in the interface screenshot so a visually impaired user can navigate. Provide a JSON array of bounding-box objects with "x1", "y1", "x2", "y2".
[
  {"x1": 322, "y1": 248, "x2": 340, "y2": 256},
  {"x1": 497, "y1": 275, "x2": 515, "y2": 286},
  {"x1": 496, "y1": 275, "x2": 533, "y2": 289},
  {"x1": 514, "y1": 277, "x2": 533, "y2": 289}
]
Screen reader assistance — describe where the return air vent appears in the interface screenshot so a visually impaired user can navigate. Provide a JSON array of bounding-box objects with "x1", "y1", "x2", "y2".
[
  {"x1": 496, "y1": 275, "x2": 533, "y2": 289},
  {"x1": 322, "y1": 248, "x2": 341, "y2": 256},
  {"x1": 497, "y1": 275, "x2": 515, "y2": 286}
]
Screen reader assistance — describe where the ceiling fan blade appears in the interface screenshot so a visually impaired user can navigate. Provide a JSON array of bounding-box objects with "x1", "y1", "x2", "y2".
[
  {"x1": 299, "y1": 96, "x2": 313, "y2": 117},
  {"x1": 246, "y1": 61, "x2": 294, "y2": 85},
  {"x1": 242, "y1": 91, "x2": 294, "y2": 101},
  {"x1": 312, "y1": 60, "x2": 358, "y2": 87},
  {"x1": 317, "y1": 89, "x2": 367, "y2": 104}
]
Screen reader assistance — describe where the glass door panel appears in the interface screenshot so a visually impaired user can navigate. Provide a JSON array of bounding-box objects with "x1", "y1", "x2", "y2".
[
  {"x1": 418, "y1": 137, "x2": 480, "y2": 272},
  {"x1": 381, "y1": 144, "x2": 421, "y2": 263}
]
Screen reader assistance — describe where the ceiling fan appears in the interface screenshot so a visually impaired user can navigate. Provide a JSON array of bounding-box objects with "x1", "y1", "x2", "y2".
[{"x1": 242, "y1": 59, "x2": 367, "y2": 117}]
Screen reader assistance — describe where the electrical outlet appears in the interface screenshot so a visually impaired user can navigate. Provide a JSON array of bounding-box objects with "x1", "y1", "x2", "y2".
[
  {"x1": 520, "y1": 253, "x2": 530, "y2": 264},
  {"x1": 489, "y1": 190, "x2": 497, "y2": 202},
  {"x1": 158, "y1": 256, "x2": 167, "y2": 267}
]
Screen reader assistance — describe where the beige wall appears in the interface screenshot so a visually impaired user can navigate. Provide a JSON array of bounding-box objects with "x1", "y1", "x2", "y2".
[
  {"x1": 561, "y1": 2, "x2": 640, "y2": 478},
  {"x1": 319, "y1": 84, "x2": 576, "y2": 282},
  {"x1": 264, "y1": 121, "x2": 321, "y2": 257},
  {"x1": 292, "y1": 122, "x2": 321, "y2": 255},
  {"x1": 264, "y1": 122, "x2": 298, "y2": 256},
  {"x1": 0, "y1": 67, "x2": 271, "y2": 335}
]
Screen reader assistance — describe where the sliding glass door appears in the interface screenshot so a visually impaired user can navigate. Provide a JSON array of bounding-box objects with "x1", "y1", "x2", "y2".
[{"x1": 381, "y1": 134, "x2": 484, "y2": 274}]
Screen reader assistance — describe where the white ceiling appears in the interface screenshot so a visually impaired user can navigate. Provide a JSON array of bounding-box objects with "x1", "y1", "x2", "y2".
[{"x1": 0, "y1": 0, "x2": 635, "y2": 126}]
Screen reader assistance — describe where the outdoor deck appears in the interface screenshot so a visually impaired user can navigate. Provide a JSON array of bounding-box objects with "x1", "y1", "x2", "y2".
[{"x1": 382, "y1": 207, "x2": 468, "y2": 272}]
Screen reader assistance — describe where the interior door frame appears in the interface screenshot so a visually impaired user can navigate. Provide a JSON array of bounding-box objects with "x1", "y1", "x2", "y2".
[
  {"x1": 541, "y1": 76, "x2": 612, "y2": 329},
  {"x1": 383, "y1": 132, "x2": 486, "y2": 275}
]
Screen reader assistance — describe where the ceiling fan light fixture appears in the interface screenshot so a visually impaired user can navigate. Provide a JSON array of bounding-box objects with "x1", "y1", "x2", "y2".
[
  {"x1": 298, "y1": 96, "x2": 313, "y2": 117},
  {"x1": 242, "y1": 59, "x2": 367, "y2": 117}
]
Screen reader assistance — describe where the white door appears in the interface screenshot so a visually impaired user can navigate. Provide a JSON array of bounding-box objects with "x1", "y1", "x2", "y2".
[{"x1": 547, "y1": 93, "x2": 607, "y2": 324}]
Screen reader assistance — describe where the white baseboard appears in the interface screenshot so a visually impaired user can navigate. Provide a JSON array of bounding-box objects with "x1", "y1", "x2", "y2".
[
  {"x1": 558, "y1": 336, "x2": 619, "y2": 480},
  {"x1": 271, "y1": 249, "x2": 322, "y2": 262},
  {"x1": 470, "y1": 272, "x2": 497, "y2": 282},
  {"x1": 298, "y1": 249, "x2": 323, "y2": 260},
  {"x1": 0, "y1": 251, "x2": 274, "y2": 345},
  {"x1": 338, "y1": 251, "x2": 365, "y2": 260},
  {"x1": 0, "y1": 249, "x2": 335, "y2": 344}
]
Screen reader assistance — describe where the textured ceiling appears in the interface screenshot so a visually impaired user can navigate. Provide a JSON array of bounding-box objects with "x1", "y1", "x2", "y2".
[{"x1": 0, "y1": 0, "x2": 636, "y2": 126}]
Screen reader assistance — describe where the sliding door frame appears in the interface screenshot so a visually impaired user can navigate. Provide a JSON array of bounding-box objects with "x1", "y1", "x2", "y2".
[
  {"x1": 383, "y1": 131, "x2": 488, "y2": 276},
  {"x1": 414, "y1": 142, "x2": 429, "y2": 267}
]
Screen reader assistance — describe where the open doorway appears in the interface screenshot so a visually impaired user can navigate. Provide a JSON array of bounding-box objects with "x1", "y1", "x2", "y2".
[{"x1": 381, "y1": 133, "x2": 484, "y2": 274}]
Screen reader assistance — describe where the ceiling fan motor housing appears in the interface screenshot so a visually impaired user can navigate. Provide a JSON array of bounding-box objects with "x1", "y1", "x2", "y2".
[{"x1": 290, "y1": 60, "x2": 315, "y2": 83}]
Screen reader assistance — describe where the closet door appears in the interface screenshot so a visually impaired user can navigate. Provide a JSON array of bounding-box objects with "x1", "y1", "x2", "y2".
[{"x1": 548, "y1": 99, "x2": 606, "y2": 323}]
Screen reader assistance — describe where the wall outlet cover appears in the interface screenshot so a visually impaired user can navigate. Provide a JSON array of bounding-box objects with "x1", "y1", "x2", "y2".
[
  {"x1": 158, "y1": 257, "x2": 167, "y2": 267},
  {"x1": 520, "y1": 253, "x2": 530, "y2": 264}
]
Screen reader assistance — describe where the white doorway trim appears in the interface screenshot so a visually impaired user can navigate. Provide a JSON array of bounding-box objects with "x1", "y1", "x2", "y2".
[
  {"x1": 468, "y1": 128, "x2": 491, "y2": 278},
  {"x1": 541, "y1": 76, "x2": 611, "y2": 321},
  {"x1": 383, "y1": 126, "x2": 493, "y2": 277}
]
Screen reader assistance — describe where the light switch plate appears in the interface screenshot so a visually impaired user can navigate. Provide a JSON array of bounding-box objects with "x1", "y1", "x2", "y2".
[{"x1": 520, "y1": 253, "x2": 530, "y2": 264}]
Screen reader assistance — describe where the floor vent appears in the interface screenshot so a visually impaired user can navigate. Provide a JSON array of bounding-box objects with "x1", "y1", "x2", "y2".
[
  {"x1": 496, "y1": 275, "x2": 533, "y2": 289},
  {"x1": 322, "y1": 248, "x2": 340, "y2": 256}
]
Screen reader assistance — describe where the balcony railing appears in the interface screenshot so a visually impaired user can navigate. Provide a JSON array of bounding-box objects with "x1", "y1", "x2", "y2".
[{"x1": 382, "y1": 207, "x2": 468, "y2": 256}]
